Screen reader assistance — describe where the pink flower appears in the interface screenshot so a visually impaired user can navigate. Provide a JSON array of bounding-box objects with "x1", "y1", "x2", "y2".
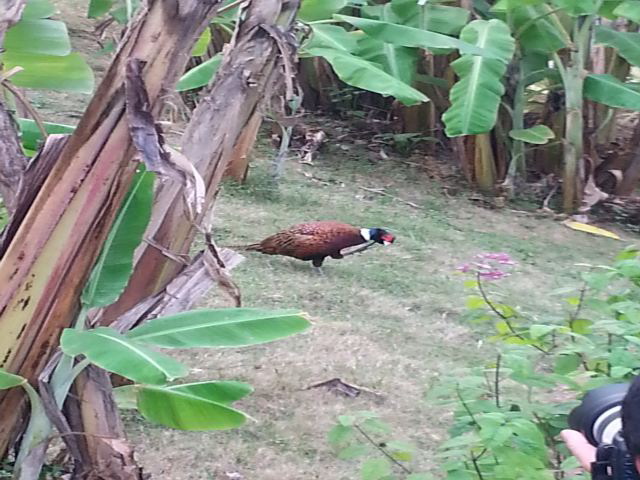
[
  {"x1": 457, "y1": 263, "x2": 472, "y2": 273},
  {"x1": 456, "y1": 252, "x2": 516, "y2": 281}
]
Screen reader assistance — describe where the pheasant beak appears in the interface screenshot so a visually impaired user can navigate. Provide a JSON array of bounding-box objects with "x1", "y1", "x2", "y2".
[{"x1": 381, "y1": 234, "x2": 395, "y2": 246}]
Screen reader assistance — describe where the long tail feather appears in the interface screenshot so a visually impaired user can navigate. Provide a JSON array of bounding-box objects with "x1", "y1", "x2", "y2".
[{"x1": 227, "y1": 243, "x2": 262, "y2": 251}]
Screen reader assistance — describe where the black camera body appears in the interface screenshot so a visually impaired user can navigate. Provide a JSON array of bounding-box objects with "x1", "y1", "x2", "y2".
[
  {"x1": 591, "y1": 433, "x2": 640, "y2": 480},
  {"x1": 569, "y1": 383, "x2": 640, "y2": 480}
]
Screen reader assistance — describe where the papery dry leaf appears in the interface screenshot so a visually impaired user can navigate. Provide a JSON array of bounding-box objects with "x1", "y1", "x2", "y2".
[
  {"x1": 111, "y1": 247, "x2": 245, "y2": 332},
  {"x1": 203, "y1": 234, "x2": 242, "y2": 307},
  {"x1": 165, "y1": 146, "x2": 206, "y2": 218},
  {"x1": 300, "y1": 129, "x2": 326, "y2": 163},
  {"x1": 125, "y1": 59, "x2": 182, "y2": 183}
]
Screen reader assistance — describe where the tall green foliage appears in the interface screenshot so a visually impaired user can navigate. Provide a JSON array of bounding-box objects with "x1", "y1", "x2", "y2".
[
  {"x1": 4, "y1": 159, "x2": 311, "y2": 475},
  {"x1": 170, "y1": 0, "x2": 640, "y2": 208},
  {"x1": 1, "y1": 0, "x2": 94, "y2": 93},
  {"x1": 285, "y1": 0, "x2": 640, "y2": 210},
  {"x1": 330, "y1": 248, "x2": 640, "y2": 479},
  {"x1": 442, "y1": 19, "x2": 515, "y2": 136}
]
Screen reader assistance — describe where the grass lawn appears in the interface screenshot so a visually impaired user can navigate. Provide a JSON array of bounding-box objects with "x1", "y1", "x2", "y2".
[
  {"x1": 123, "y1": 137, "x2": 627, "y2": 479},
  {"x1": 26, "y1": 4, "x2": 634, "y2": 476}
]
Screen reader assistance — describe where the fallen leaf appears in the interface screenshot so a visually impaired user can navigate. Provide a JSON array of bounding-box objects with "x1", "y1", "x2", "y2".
[
  {"x1": 563, "y1": 220, "x2": 621, "y2": 240},
  {"x1": 306, "y1": 378, "x2": 362, "y2": 398},
  {"x1": 224, "y1": 473, "x2": 244, "y2": 480}
]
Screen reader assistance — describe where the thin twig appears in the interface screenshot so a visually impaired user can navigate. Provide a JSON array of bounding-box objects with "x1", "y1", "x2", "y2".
[
  {"x1": 359, "y1": 186, "x2": 423, "y2": 209},
  {"x1": 570, "y1": 282, "x2": 587, "y2": 324},
  {"x1": 567, "y1": 281, "x2": 590, "y2": 370},
  {"x1": 470, "y1": 451, "x2": 486, "y2": 480},
  {"x1": 260, "y1": 23, "x2": 301, "y2": 181},
  {"x1": 533, "y1": 413, "x2": 563, "y2": 473},
  {"x1": 456, "y1": 384, "x2": 480, "y2": 428},
  {"x1": 144, "y1": 237, "x2": 191, "y2": 265},
  {"x1": 1, "y1": 79, "x2": 48, "y2": 141},
  {"x1": 0, "y1": 65, "x2": 23, "y2": 83},
  {"x1": 475, "y1": 448, "x2": 488, "y2": 461},
  {"x1": 476, "y1": 272, "x2": 508, "y2": 321},
  {"x1": 353, "y1": 424, "x2": 412, "y2": 475},
  {"x1": 494, "y1": 353, "x2": 501, "y2": 409},
  {"x1": 607, "y1": 334, "x2": 613, "y2": 376},
  {"x1": 542, "y1": 182, "x2": 559, "y2": 211},
  {"x1": 476, "y1": 273, "x2": 548, "y2": 354}
]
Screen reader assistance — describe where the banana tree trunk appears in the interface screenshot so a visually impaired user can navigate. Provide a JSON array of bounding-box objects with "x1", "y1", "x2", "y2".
[
  {"x1": 562, "y1": 56, "x2": 585, "y2": 212},
  {"x1": 394, "y1": 53, "x2": 443, "y2": 159},
  {"x1": 0, "y1": 0, "x2": 221, "y2": 471},
  {"x1": 474, "y1": 133, "x2": 497, "y2": 192},
  {"x1": 505, "y1": 62, "x2": 525, "y2": 186},
  {"x1": 615, "y1": 118, "x2": 640, "y2": 196},
  {"x1": 0, "y1": 102, "x2": 26, "y2": 215},
  {"x1": 223, "y1": 110, "x2": 263, "y2": 183},
  {"x1": 79, "y1": 8, "x2": 302, "y2": 474},
  {"x1": 558, "y1": 15, "x2": 594, "y2": 213},
  {"x1": 534, "y1": 90, "x2": 565, "y2": 175},
  {"x1": 0, "y1": 0, "x2": 28, "y2": 215},
  {"x1": 99, "y1": 0, "x2": 301, "y2": 324}
]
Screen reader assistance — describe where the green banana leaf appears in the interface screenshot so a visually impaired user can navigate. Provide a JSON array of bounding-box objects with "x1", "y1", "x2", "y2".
[
  {"x1": 594, "y1": 26, "x2": 640, "y2": 68},
  {"x1": 306, "y1": 47, "x2": 428, "y2": 106},
  {"x1": 22, "y1": 0, "x2": 56, "y2": 19},
  {"x1": 512, "y1": 5, "x2": 568, "y2": 53},
  {"x1": 176, "y1": 54, "x2": 222, "y2": 92},
  {"x1": 134, "y1": 383, "x2": 248, "y2": 430},
  {"x1": 353, "y1": 3, "x2": 419, "y2": 87},
  {"x1": 4, "y1": 19, "x2": 71, "y2": 56},
  {"x1": 552, "y1": 0, "x2": 599, "y2": 15},
  {"x1": 390, "y1": 0, "x2": 470, "y2": 35},
  {"x1": 304, "y1": 24, "x2": 359, "y2": 52},
  {"x1": 584, "y1": 74, "x2": 640, "y2": 111},
  {"x1": 334, "y1": 14, "x2": 496, "y2": 58},
  {"x1": 509, "y1": 125, "x2": 555, "y2": 144},
  {"x1": 299, "y1": 0, "x2": 348, "y2": 22},
  {"x1": 82, "y1": 168, "x2": 154, "y2": 309},
  {"x1": 2, "y1": 51, "x2": 94, "y2": 93},
  {"x1": 61, "y1": 328, "x2": 187, "y2": 385},
  {"x1": 614, "y1": 0, "x2": 640, "y2": 23},
  {"x1": 443, "y1": 19, "x2": 515, "y2": 137}
]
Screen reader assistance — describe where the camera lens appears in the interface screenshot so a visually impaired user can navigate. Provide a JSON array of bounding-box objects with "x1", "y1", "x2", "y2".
[
  {"x1": 568, "y1": 383, "x2": 630, "y2": 446},
  {"x1": 593, "y1": 405, "x2": 622, "y2": 444}
]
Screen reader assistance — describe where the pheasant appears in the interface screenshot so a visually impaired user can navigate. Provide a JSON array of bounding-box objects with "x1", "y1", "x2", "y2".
[{"x1": 236, "y1": 221, "x2": 395, "y2": 273}]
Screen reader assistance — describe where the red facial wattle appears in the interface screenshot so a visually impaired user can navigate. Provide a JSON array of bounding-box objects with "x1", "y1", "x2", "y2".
[{"x1": 381, "y1": 234, "x2": 395, "y2": 245}]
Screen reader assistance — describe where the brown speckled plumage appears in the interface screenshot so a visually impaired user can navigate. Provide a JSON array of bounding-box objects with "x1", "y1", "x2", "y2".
[{"x1": 242, "y1": 221, "x2": 394, "y2": 268}]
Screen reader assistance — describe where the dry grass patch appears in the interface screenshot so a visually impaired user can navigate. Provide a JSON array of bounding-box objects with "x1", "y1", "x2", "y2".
[{"x1": 126, "y1": 146, "x2": 625, "y2": 478}]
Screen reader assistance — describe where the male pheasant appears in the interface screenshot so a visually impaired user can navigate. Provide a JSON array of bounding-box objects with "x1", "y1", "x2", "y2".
[{"x1": 238, "y1": 221, "x2": 395, "y2": 273}]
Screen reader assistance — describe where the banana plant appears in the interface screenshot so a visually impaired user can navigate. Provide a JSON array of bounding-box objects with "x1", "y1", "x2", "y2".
[
  {"x1": 1, "y1": 0, "x2": 94, "y2": 93},
  {"x1": 174, "y1": 0, "x2": 640, "y2": 208},
  {"x1": 301, "y1": 0, "x2": 493, "y2": 107},
  {"x1": 296, "y1": 0, "x2": 640, "y2": 208},
  {"x1": 4, "y1": 156, "x2": 310, "y2": 478},
  {"x1": 492, "y1": 0, "x2": 640, "y2": 210},
  {"x1": 176, "y1": 0, "x2": 487, "y2": 106}
]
